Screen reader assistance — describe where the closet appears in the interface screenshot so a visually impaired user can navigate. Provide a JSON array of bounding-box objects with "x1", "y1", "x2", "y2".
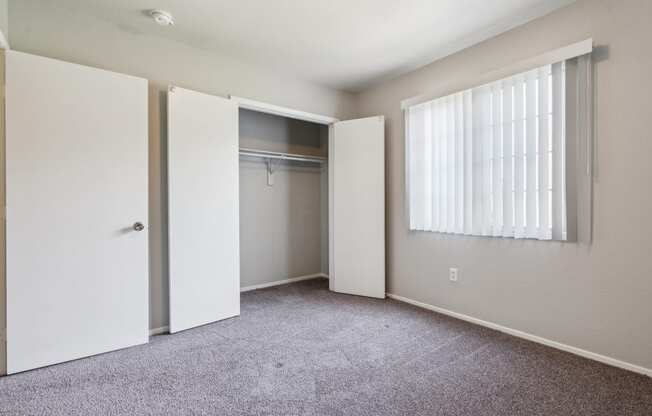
[
  {"x1": 238, "y1": 108, "x2": 329, "y2": 290},
  {"x1": 167, "y1": 88, "x2": 386, "y2": 333}
]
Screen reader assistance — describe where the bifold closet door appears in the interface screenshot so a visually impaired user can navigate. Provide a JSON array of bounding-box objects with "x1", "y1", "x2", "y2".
[
  {"x1": 330, "y1": 116, "x2": 385, "y2": 299},
  {"x1": 167, "y1": 87, "x2": 240, "y2": 333},
  {"x1": 5, "y1": 51, "x2": 149, "y2": 374}
]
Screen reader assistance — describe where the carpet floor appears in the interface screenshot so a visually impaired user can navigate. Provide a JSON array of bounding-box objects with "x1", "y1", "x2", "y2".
[{"x1": 1, "y1": 278, "x2": 651, "y2": 415}]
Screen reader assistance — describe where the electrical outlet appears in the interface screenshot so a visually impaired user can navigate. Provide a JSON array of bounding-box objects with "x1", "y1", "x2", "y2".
[{"x1": 449, "y1": 267, "x2": 459, "y2": 282}]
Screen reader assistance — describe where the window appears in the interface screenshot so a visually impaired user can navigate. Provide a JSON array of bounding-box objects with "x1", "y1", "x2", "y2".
[{"x1": 405, "y1": 55, "x2": 592, "y2": 241}]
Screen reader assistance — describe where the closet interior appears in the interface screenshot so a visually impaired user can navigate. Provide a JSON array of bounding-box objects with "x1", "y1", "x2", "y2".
[{"x1": 238, "y1": 109, "x2": 329, "y2": 289}]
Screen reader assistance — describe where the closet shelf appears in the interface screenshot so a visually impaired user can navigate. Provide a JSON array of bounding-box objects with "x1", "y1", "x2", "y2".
[
  {"x1": 239, "y1": 147, "x2": 326, "y2": 186},
  {"x1": 239, "y1": 147, "x2": 326, "y2": 164}
]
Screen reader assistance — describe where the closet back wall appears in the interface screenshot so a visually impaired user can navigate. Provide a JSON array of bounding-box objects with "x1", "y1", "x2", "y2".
[
  {"x1": 239, "y1": 110, "x2": 328, "y2": 287},
  {"x1": 3, "y1": 0, "x2": 356, "y2": 367}
]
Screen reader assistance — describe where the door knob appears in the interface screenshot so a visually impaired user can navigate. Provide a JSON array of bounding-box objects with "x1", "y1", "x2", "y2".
[{"x1": 133, "y1": 222, "x2": 145, "y2": 232}]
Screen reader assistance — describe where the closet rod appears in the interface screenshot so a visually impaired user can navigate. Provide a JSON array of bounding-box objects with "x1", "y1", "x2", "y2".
[{"x1": 239, "y1": 147, "x2": 326, "y2": 163}]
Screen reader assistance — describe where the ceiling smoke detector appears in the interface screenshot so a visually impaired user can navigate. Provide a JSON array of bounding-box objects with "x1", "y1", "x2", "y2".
[{"x1": 149, "y1": 9, "x2": 174, "y2": 26}]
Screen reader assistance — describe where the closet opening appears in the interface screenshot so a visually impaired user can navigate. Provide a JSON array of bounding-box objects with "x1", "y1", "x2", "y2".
[
  {"x1": 238, "y1": 109, "x2": 330, "y2": 291},
  {"x1": 167, "y1": 89, "x2": 383, "y2": 333}
]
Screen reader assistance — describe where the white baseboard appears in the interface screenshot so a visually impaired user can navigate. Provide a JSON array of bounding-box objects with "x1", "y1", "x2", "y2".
[
  {"x1": 240, "y1": 273, "x2": 328, "y2": 292},
  {"x1": 149, "y1": 326, "x2": 169, "y2": 336},
  {"x1": 386, "y1": 293, "x2": 652, "y2": 378}
]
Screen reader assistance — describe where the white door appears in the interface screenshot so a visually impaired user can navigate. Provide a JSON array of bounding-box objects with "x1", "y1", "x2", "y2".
[
  {"x1": 5, "y1": 51, "x2": 149, "y2": 374},
  {"x1": 167, "y1": 87, "x2": 240, "y2": 333},
  {"x1": 330, "y1": 116, "x2": 385, "y2": 298}
]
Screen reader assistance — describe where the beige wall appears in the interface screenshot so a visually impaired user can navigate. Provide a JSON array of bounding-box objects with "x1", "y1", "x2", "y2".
[
  {"x1": 0, "y1": 0, "x2": 7, "y2": 43},
  {"x1": 355, "y1": 0, "x2": 652, "y2": 370},
  {"x1": 239, "y1": 110, "x2": 327, "y2": 288},
  {"x1": 239, "y1": 163, "x2": 325, "y2": 287},
  {"x1": 6, "y1": 1, "x2": 356, "y2": 341}
]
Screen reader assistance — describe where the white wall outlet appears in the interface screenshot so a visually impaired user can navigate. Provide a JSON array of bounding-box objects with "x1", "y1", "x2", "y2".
[{"x1": 449, "y1": 267, "x2": 459, "y2": 282}]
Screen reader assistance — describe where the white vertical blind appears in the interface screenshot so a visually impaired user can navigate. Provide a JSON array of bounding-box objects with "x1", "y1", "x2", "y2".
[
  {"x1": 525, "y1": 68, "x2": 538, "y2": 238},
  {"x1": 406, "y1": 60, "x2": 575, "y2": 240},
  {"x1": 513, "y1": 73, "x2": 525, "y2": 238},
  {"x1": 551, "y1": 62, "x2": 565, "y2": 241},
  {"x1": 463, "y1": 90, "x2": 473, "y2": 235},
  {"x1": 576, "y1": 54, "x2": 593, "y2": 243},
  {"x1": 501, "y1": 76, "x2": 513, "y2": 237}
]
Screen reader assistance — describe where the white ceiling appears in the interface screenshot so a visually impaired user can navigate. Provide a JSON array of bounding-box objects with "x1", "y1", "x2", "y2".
[{"x1": 12, "y1": 0, "x2": 575, "y2": 92}]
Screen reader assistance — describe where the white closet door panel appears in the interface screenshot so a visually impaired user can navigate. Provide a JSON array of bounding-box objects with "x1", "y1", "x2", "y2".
[
  {"x1": 331, "y1": 116, "x2": 385, "y2": 299},
  {"x1": 6, "y1": 51, "x2": 149, "y2": 374},
  {"x1": 167, "y1": 87, "x2": 240, "y2": 333}
]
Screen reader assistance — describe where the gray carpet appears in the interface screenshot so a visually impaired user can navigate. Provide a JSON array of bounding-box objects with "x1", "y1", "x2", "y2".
[{"x1": 1, "y1": 278, "x2": 651, "y2": 415}]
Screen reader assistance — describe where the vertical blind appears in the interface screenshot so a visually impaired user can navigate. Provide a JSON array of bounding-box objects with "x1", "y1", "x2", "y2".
[{"x1": 406, "y1": 62, "x2": 568, "y2": 240}]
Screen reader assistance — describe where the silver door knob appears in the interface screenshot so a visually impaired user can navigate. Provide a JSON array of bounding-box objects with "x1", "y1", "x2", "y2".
[{"x1": 133, "y1": 222, "x2": 145, "y2": 232}]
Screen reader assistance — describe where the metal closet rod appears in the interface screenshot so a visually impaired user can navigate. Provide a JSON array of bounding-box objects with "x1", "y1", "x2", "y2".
[{"x1": 239, "y1": 147, "x2": 327, "y2": 163}]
